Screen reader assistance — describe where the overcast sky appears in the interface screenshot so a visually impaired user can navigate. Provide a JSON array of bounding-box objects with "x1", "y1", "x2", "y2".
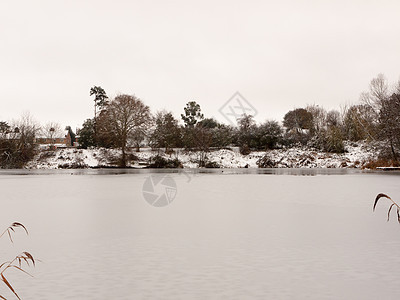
[{"x1": 1, "y1": 0, "x2": 400, "y2": 129}]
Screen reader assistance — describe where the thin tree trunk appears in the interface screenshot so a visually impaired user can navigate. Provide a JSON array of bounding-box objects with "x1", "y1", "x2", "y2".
[
  {"x1": 121, "y1": 145, "x2": 126, "y2": 168},
  {"x1": 390, "y1": 139, "x2": 398, "y2": 161},
  {"x1": 94, "y1": 101, "x2": 97, "y2": 143}
]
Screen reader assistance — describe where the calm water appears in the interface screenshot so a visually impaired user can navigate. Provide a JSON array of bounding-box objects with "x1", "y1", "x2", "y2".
[{"x1": 0, "y1": 169, "x2": 400, "y2": 299}]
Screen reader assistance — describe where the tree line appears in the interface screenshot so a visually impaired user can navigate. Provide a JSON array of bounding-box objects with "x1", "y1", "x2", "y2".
[
  {"x1": 0, "y1": 113, "x2": 65, "y2": 168},
  {"x1": 79, "y1": 74, "x2": 400, "y2": 167},
  {"x1": 1, "y1": 74, "x2": 399, "y2": 168}
]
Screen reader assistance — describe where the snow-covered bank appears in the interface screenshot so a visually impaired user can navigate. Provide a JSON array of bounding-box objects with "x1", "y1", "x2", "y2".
[
  {"x1": 26, "y1": 142, "x2": 378, "y2": 169},
  {"x1": 256, "y1": 142, "x2": 378, "y2": 168}
]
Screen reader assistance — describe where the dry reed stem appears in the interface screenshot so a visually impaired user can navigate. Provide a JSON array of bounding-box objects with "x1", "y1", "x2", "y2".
[
  {"x1": 373, "y1": 193, "x2": 400, "y2": 223},
  {"x1": 0, "y1": 223, "x2": 34, "y2": 300}
]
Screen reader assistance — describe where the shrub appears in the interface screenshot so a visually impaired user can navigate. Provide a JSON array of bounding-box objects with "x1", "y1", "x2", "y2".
[
  {"x1": 38, "y1": 150, "x2": 56, "y2": 161},
  {"x1": 257, "y1": 154, "x2": 278, "y2": 168},
  {"x1": 324, "y1": 127, "x2": 345, "y2": 153},
  {"x1": 165, "y1": 148, "x2": 175, "y2": 155},
  {"x1": 254, "y1": 120, "x2": 283, "y2": 150},
  {"x1": 239, "y1": 145, "x2": 251, "y2": 155},
  {"x1": 149, "y1": 155, "x2": 183, "y2": 168},
  {"x1": 377, "y1": 146, "x2": 400, "y2": 162},
  {"x1": 363, "y1": 159, "x2": 400, "y2": 169},
  {"x1": 58, "y1": 162, "x2": 87, "y2": 169},
  {"x1": 205, "y1": 161, "x2": 220, "y2": 168},
  {"x1": 127, "y1": 153, "x2": 139, "y2": 161},
  {"x1": 309, "y1": 127, "x2": 345, "y2": 153}
]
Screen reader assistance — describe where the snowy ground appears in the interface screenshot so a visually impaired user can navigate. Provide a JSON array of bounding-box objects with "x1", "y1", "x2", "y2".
[{"x1": 26, "y1": 141, "x2": 378, "y2": 169}]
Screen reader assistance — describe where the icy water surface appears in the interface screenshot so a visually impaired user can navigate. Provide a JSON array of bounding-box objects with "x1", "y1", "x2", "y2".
[{"x1": 0, "y1": 169, "x2": 400, "y2": 299}]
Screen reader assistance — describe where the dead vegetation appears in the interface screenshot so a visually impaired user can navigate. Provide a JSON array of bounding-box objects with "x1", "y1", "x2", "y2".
[
  {"x1": 373, "y1": 193, "x2": 400, "y2": 223},
  {"x1": 363, "y1": 159, "x2": 400, "y2": 170},
  {"x1": 0, "y1": 222, "x2": 35, "y2": 299}
]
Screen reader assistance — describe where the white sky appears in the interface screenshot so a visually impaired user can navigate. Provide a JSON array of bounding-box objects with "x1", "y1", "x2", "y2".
[{"x1": 1, "y1": 0, "x2": 400, "y2": 129}]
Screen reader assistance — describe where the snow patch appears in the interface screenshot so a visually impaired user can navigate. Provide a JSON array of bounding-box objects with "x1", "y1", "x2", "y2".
[{"x1": 26, "y1": 142, "x2": 378, "y2": 169}]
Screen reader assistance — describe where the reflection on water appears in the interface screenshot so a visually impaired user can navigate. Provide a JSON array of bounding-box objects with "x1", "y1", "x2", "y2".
[
  {"x1": 2, "y1": 167, "x2": 399, "y2": 177},
  {"x1": 0, "y1": 170, "x2": 399, "y2": 299}
]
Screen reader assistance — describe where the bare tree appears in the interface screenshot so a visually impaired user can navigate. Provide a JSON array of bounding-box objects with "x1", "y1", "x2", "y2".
[
  {"x1": 1, "y1": 112, "x2": 40, "y2": 168},
  {"x1": 360, "y1": 74, "x2": 400, "y2": 160},
  {"x1": 343, "y1": 104, "x2": 377, "y2": 141},
  {"x1": 379, "y1": 93, "x2": 400, "y2": 160},
  {"x1": 326, "y1": 110, "x2": 341, "y2": 128},
  {"x1": 237, "y1": 114, "x2": 257, "y2": 154},
  {"x1": 12, "y1": 112, "x2": 41, "y2": 145},
  {"x1": 306, "y1": 104, "x2": 327, "y2": 133},
  {"x1": 132, "y1": 123, "x2": 149, "y2": 152},
  {"x1": 105, "y1": 94, "x2": 151, "y2": 167},
  {"x1": 361, "y1": 74, "x2": 389, "y2": 111},
  {"x1": 42, "y1": 122, "x2": 63, "y2": 147},
  {"x1": 194, "y1": 124, "x2": 213, "y2": 166},
  {"x1": 0, "y1": 121, "x2": 10, "y2": 141}
]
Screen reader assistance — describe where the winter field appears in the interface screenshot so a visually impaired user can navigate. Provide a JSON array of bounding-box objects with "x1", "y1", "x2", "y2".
[
  {"x1": 0, "y1": 169, "x2": 400, "y2": 299},
  {"x1": 26, "y1": 141, "x2": 378, "y2": 170}
]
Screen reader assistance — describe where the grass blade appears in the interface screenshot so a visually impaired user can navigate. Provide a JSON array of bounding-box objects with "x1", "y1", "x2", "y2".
[
  {"x1": 9, "y1": 266, "x2": 33, "y2": 277},
  {"x1": 387, "y1": 204, "x2": 395, "y2": 222},
  {"x1": 374, "y1": 193, "x2": 391, "y2": 211},
  {"x1": 1, "y1": 273, "x2": 20, "y2": 300},
  {"x1": 22, "y1": 252, "x2": 35, "y2": 267},
  {"x1": 0, "y1": 222, "x2": 35, "y2": 299},
  {"x1": 11, "y1": 223, "x2": 28, "y2": 235},
  {"x1": 7, "y1": 230, "x2": 13, "y2": 243},
  {"x1": 397, "y1": 207, "x2": 400, "y2": 224}
]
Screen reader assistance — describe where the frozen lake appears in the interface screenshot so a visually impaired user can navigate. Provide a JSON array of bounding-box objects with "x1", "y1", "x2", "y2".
[{"x1": 0, "y1": 169, "x2": 400, "y2": 299}]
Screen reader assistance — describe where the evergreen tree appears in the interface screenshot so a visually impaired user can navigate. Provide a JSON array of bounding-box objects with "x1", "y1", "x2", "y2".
[
  {"x1": 181, "y1": 101, "x2": 204, "y2": 127},
  {"x1": 90, "y1": 86, "x2": 109, "y2": 118},
  {"x1": 151, "y1": 111, "x2": 181, "y2": 152},
  {"x1": 256, "y1": 120, "x2": 283, "y2": 150},
  {"x1": 78, "y1": 119, "x2": 96, "y2": 149},
  {"x1": 181, "y1": 101, "x2": 204, "y2": 149}
]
